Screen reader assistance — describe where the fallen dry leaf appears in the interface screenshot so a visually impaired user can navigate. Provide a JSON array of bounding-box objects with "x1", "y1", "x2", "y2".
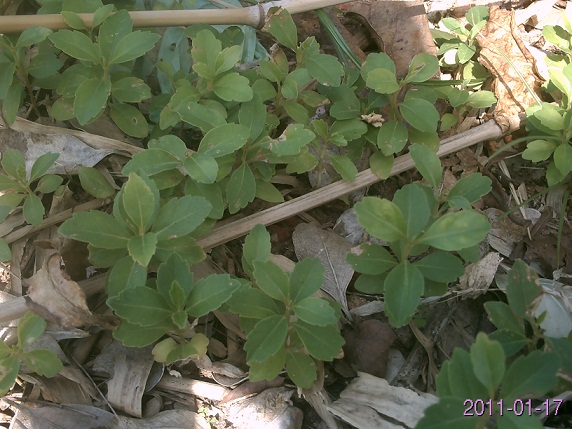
[
  {"x1": 292, "y1": 223, "x2": 353, "y2": 318},
  {"x1": 26, "y1": 254, "x2": 103, "y2": 329},
  {"x1": 457, "y1": 252, "x2": 503, "y2": 298}
]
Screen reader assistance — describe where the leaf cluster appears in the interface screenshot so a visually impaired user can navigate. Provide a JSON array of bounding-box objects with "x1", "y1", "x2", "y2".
[
  {"x1": 348, "y1": 149, "x2": 491, "y2": 327},
  {"x1": 226, "y1": 225, "x2": 344, "y2": 388},
  {"x1": 417, "y1": 261, "x2": 570, "y2": 429},
  {"x1": 0, "y1": 312, "x2": 63, "y2": 396}
]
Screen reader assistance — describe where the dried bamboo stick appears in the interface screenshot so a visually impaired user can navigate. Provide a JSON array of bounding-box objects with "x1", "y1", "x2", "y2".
[
  {"x1": 197, "y1": 114, "x2": 525, "y2": 250},
  {"x1": 0, "y1": 0, "x2": 351, "y2": 33}
]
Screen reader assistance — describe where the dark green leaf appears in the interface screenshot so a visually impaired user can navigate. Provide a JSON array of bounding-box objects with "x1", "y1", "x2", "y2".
[
  {"x1": 108, "y1": 287, "x2": 172, "y2": 326},
  {"x1": 346, "y1": 244, "x2": 397, "y2": 275},
  {"x1": 0, "y1": 238, "x2": 11, "y2": 262},
  {"x1": 484, "y1": 301, "x2": 524, "y2": 335},
  {"x1": 447, "y1": 348, "x2": 489, "y2": 399},
  {"x1": 269, "y1": 123, "x2": 315, "y2": 156},
  {"x1": 506, "y1": 260, "x2": 542, "y2": 318},
  {"x1": 330, "y1": 155, "x2": 357, "y2": 182},
  {"x1": 447, "y1": 173, "x2": 491, "y2": 203},
  {"x1": 377, "y1": 121, "x2": 408, "y2": 156},
  {"x1": 470, "y1": 333, "x2": 505, "y2": 396},
  {"x1": 213, "y1": 72, "x2": 253, "y2": 102},
  {"x1": 2, "y1": 81, "x2": 24, "y2": 125},
  {"x1": 109, "y1": 31, "x2": 160, "y2": 64},
  {"x1": 286, "y1": 351, "x2": 316, "y2": 388},
  {"x1": 420, "y1": 211, "x2": 490, "y2": 251},
  {"x1": 109, "y1": 103, "x2": 148, "y2": 138},
  {"x1": 78, "y1": 167, "x2": 115, "y2": 198},
  {"x1": 153, "y1": 196, "x2": 211, "y2": 241},
  {"x1": 127, "y1": 232, "x2": 157, "y2": 267},
  {"x1": 35, "y1": 173, "x2": 62, "y2": 194},
  {"x1": 409, "y1": 144, "x2": 442, "y2": 188},
  {"x1": 239, "y1": 96, "x2": 266, "y2": 141},
  {"x1": 294, "y1": 322, "x2": 344, "y2": 361},
  {"x1": 384, "y1": 262, "x2": 424, "y2": 327},
  {"x1": 111, "y1": 77, "x2": 151, "y2": 103},
  {"x1": 184, "y1": 153, "x2": 218, "y2": 184},
  {"x1": 227, "y1": 287, "x2": 281, "y2": 319},
  {"x1": 248, "y1": 347, "x2": 286, "y2": 382},
  {"x1": 354, "y1": 197, "x2": 406, "y2": 241},
  {"x1": 16, "y1": 27, "x2": 53, "y2": 48},
  {"x1": 113, "y1": 318, "x2": 170, "y2": 347},
  {"x1": 226, "y1": 163, "x2": 256, "y2": 214},
  {"x1": 0, "y1": 61, "x2": 15, "y2": 99},
  {"x1": 1, "y1": 149, "x2": 25, "y2": 180},
  {"x1": 23, "y1": 193, "x2": 44, "y2": 226},
  {"x1": 157, "y1": 253, "x2": 192, "y2": 300},
  {"x1": 289, "y1": 258, "x2": 324, "y2": 303},
  {"x1": 186, "y1": 274, "x2": 240, "y2": 317},
  {"x1": 59, "y1": 211, "x2": 131, "y2": 249},
  {"x1": 293, "y1": 297, "x2": 338, "y2": 326},
  {"x1": 242, "y1": 224, "x2": 271, "y2": 277},
  {"x1": 488, "y1": 329, "x2": 528, "y2": 357},
  {"x1": 267, "y1": 7, "x2": 298, "y2": 50},
  {"x1": 253, "y1": 260, "x2": 289, "y2": 301},
  {"x1": 198, "y1": 124, "x2": 249, "y2": 158},
  {"x1": 74, "y1": 77, "x2": 111, "y2": 125},
  {"x1": 501, "y1": 351, "x2": 560, "y2": 401},
  {"x1": 414, "y1": 251, "x2": 464, "y2": 283},
  {"x1": 105, "y1": 255, "x2": 147, "y2": 298},
  {"x1": 393, "y1": 183, "x2": 433, "y2": 238},
  {"x1": 49, "y1": 30, "x2": 101, "y2": 62},
  {"x1": 416, "y1": 398, "x2": 481, "y2": 429},
  {"x1": 123, "y1": 148, "x2": 180, "y2": 176},
  {"x1": 0, "y1": 356, "x2": 20, "y2": 395},
  {"x1": 122, "y1": 172, "x2": 157, "y2": 234},
  {"x1": 306, "y1": 54, "x2": 343, "y2": 86},
  {"x1": 399, "y1": 98, "x2": 439, "y2": 132},
  {"x1": 244, "y1": 315, "x2": 288, "y2": 362},
  {"x1": 17, "y1": 312, "x2": 46, "y2": 348}
]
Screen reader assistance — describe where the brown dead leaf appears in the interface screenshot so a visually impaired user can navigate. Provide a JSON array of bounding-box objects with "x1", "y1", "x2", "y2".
[
  {"x1": 292, "y1": 223, "x2": 353, "y2": 318},
  {"x1": 26, "y1": 254, "x2": 104, "y2": 329},
  {"x1": 339, "y1": 0, "x2": 437, "y2": 76},
  {"x1": 343, "y1": 319, "x2": 397, "y2": 378},
  {"x1": 476, "y1": 6, "x2": 543, "y2": 116}
]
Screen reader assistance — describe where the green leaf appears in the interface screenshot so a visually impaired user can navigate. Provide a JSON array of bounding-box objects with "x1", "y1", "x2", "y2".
[
  {"x1": 253, "y1": 260, "x2": 289, "y2": 301},
  {"x1": 49, "y1": 30, "x2": 101, "y2": 62},
  {"x1": 506, "y1": 260, "x2": 542, "y2": 318},
  {"x1": 269, "y1": 123, "x2": 315, "y2": 156},
  {"x1": 361, "y1": 52, "x2": 396, "y2": 80},
  {"x1": 522, "y1": 139, "x2": 558, "y2": 162},
  {"x1": 0, "y1": 356, "x2": 20, "y2": 395},
  {"x1": 21, "y1": 349, "x2": 63, "y2": 377},
  {"x1": 2, "y1": 81, "x2": 24, "y2": 125},
  {"x1": 215, "y1": 44, "x2": 242, "y2": 75},
  {"x1": 245, "y1": 315, "x2": 288, "y2": 363},
  {"x1": 249, "y1": 347, "x2": 286, "y2": 382},
  {"x1": 59, "y1": 211, "x2": 130, "y2": 249},
  {"x1": 113, "y1": 318, "x2": 170, "y2": 347},
  {"x1": 242, "y1": 224, "x2": 271, "y2": 277},
  {"x1": 109, "y1": 30, "x2": 160, "y2": 64},
  {"x1": 198, "y1": 123, "x2": 249, "y2": 158},
  {"x1": 294, "y1": 322, "x2": 344, "y2": 361},
  {"x1": 0, "y1": 61, "x2": 15, "y2": 99},
  {"x1": 447, "y1": 173, "x2": 491, "y2": 203},
  {"x1": 0, "y1": 238, "x2": 11, "y2": 262},
  {"x1": 399, "y1": 98, "x2": 440, "y2": 132},
  {"x1": 282, "y1": 101, "x2": 310, "y2": 124},
  {"x1": 346, "y1": 244, "x2": 397, "y2": 275},
  {"x1": 419, "y1": 211, "x2": 490, "y2": 251},
  {"x1": 294, "y1": 297, "x2": 338, "y2": 326},
  {"x1": 484, "y1": 301, "x2": 524, "y2": 335},
  {"x1": 186, "y1": 274, "x2": 240, "y2": 317},
  {"x1": 92, "y1": 4, "x2": 114, "y2": 27},
  {"x1": 354, "y1": 197, "x2": 406, "y2": 241},
  {"x1": 227, "y1": 287, "x2": 281, "y2": 319},
  {"x1": 213, "y1": 72, "x2": 253, "y2": 102},
  {"x1": 16, "y1": 27, "x2": 53, "y2": 48},
  {"x1": 384, "y1": 262, "x2": 424, "y2": 327},
  {"x1": 156, "y1": 253, "x2": 192, "y2": 300},
  {"x1": 108, "y1": 287, "x2": 172, "y2": 327},
  {"x1": 501, "y1": 351, "x2": 559, "y2": 402},
  {"x1": 377, "y1": 121, "x2": 408, "y2": 156},
  {"x1": 226, "y1": 163, "x2": 256, "y2": 214},
  {"x1": 17, "y1": 312, "x2": 46, "y2": 348},
  {"x1": 267, "y1": 7, "x2": 298, "y2": 50},
  {"x1": 286, "y1": 351, "x2": 317, "y2": 388},
  {"x1": 469, "y1": 333, "x2": 505, "y2": 396},
  {"x1": 78, "y1": 167, "x2": 115, "y2": 198},
  {"x1": 23, "y1": 193, "x2": 44, "y2": 226},
  {"x1": 123, "y1": 148, "x2": 180, "y2": 176},
  {"x1": 153, "y1": 196, "x2": 211, "y2": 241},
  {"x1": 466, "y1": 5, "x2": 489, "y2": 25},
  {"x1": 330, "y1": 155, "x2": 357, "y2": 181},
  {"x1": 109, "y1": 103, "x2": 149, "y2": 138},
  {"x1": 416, "y1": 398, "x2": 481, "y2": 429},
  {"x1": 127, "y1": 232, "x2": 157, "y2": 267},
  {"x1": 1, "y1": 149, "x2": 25, "y2": 180},
  {"x1": 183, "y1": 154, "x2": 217, "y2": 185},
  {"x1": 74, "y1": 77, "x2": 111, "y2": 125},
  {"x1": 111, "y1": 77, "x2": 151, "y2": 103},
  {"x1": 543, "y1": 25, "x2": 572, "y2": 52},
  {"x1": 404, "y1": 53, "x2": 439, "y2": 83},
  {"x1": 239, "y1": 96, "x2": 266, "y2": 141},
  {"x1": 465, "y1": 91, "x2": 497, "y2": 108},
  {"x1": 393, "y1": 183, "x2": 433, "y2": 238},
  {"x1": 413, "y1": 251, "x2": 464, "y2": 283},
  {"x1": 306, "y1": 54, "x2": 343, "y2": 86},
  {"x1": 369, "y1": 151, "x2": 394, "y2": 179},
  {"x1": 122, "y1": 173, "x2": 157, "y2": 234},
  {"x1": 447, "y1": 348, "x2": 489, "y2": 399},
  {"x1": 30, "y1": 153, "x2": 59, "y2": 182},
  {"x1": 289, "y1": 258, "x2": 324, "y2": 303},
  {"x1": 255, "y1": 180, "x2": 284, "y2": 203},
  {"x1": 554, "y1": 143, "x2": 572, "y2": 176},
  {"x1": 98, "y1": 9, "x2": 133, "y2": 60},
  {"x1": 366, "y1": 68, "x2": 400, "y2": 94},
  {"x1": 457, "y1": 43, "x2": 476, "y2": 63}
]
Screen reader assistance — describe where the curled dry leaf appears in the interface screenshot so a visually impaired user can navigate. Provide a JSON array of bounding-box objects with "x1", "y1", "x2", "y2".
[
  {"x1": 292, "y1": 223, "x2": 353, "y2": 318},
  {"x1": 26, "y1": 254, "x2": 105, "y2": 329},
  {"x1": 456, "y1": 252, "x2": 503, "y2": 298}
]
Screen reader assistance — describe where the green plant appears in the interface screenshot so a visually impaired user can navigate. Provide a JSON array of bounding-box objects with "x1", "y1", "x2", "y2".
[
  {"x1": 520, "y1": 9, "x2": 572, "y2": 186},
  {"x1": 347, "y1": 147, "x2": 491, "y2": 327},
  {"x1": 0, "y1": 312, "x2": 63, "y2": 396},
  {"x1": 0, "y1": 149, "x2": 63, "y2": 227},
  {"x1": 416, "y1": 261, "x2": 570, "y2": 429},
  {"x1": 226, "y1": 224, "x2": 344, "y2": 388}
]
